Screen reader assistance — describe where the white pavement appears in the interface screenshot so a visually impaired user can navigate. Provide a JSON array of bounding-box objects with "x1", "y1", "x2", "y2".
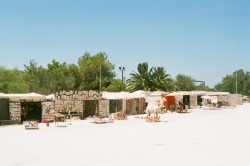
[{"x1": 1, "y1": 103, "x2": 250, "y2": 166}]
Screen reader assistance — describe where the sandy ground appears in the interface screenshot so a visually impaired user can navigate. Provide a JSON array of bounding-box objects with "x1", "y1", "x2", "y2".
[{"x1": 1, "y1": 103, "x2": 250, "y2": 166}]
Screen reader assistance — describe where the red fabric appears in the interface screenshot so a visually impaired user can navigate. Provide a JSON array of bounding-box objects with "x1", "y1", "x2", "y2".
[
  {"x1": 164, "y1": 96, "x2": 175, "y2": 110},
  {"x1": 41, "y1": 119, "x2": 54, "y2": 123}
]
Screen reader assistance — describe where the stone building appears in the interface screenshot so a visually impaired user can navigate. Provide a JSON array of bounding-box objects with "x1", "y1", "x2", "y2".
[
  {"x1": 53, "y1": 90, "x2": 109, "y2": 119},
  {"x1": 0, "y1": 93, "x2": 48, "y2": 125}
]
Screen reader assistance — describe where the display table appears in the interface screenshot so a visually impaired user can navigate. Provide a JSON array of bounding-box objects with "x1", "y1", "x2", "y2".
[
  {"x1": 23, "y1": 121, "x2": 39, "y2": 130},
  {"x1": 54, "y1": 114, "x2": 66, "y2": 127}
]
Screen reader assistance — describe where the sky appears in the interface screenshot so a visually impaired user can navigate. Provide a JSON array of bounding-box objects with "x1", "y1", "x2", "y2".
[{"x1": 0, "y1": 0, "x2": 249, "y2": 88}]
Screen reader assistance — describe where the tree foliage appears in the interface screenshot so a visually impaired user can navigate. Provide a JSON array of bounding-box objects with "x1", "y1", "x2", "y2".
[
  {"x1": 77, "y1": 52, "x2": 116, "y2": 90},
  {"x1": 128, "y1": 62, "x2": 175, "y2": 92},
  {"x1": 24, "y1": 60, "x2": 56, "y2": 94},
  {"x1": 0, "y1": 67, "x2": 28, "y2": 93},
  {"x1": 23, "y1": 52, "x2": 116, "y2": 95},
  {"x1": 175, "y1": 74, "x2": 196, "y2": 91},
  {"x1": 104, "y1": 79, "x2": 123, "y2": 92},
  {"x1": 195, "y1": 83, "x2": 211, "y2": 91},
  {"x1": 215, "y1": 69, "x2": 250, "y2": 96},
  {"x1": 2, "y1": 52, "x2": 250, "y2": 96},
  {"x1": 129, "y1": 63, "x2": 152, "y2": 91},
  {"x1": 150, "y1": 67, "x2": 175, "y2": 91},
  {"x1": 46, "y1": 60, "x2": 75, "y2": 91}
]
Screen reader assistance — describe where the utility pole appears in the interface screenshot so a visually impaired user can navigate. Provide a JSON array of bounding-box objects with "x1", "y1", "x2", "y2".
[{"x1": 99, "y1": 60, "x2": 109, "y2": 91}]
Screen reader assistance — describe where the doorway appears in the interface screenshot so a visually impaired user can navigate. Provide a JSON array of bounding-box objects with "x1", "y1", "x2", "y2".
[
  {"x1": 109, "y1": 100, "x2": 123, "y2": 114},
  {"x1": 83, "y1": 100, "x2": 98, "y2": 118},
  {"x1": 183, "y1": 95, "x2": 190, "y2": 109},
  {"x1": 197, "y1": 95, "x2": 202, "y2": 106},
  {"x1": 21, "y1": 102, "x2": 42, "y2": 123},
  {"x1": 0, "y1": 99, "x2": 9, "y2": 120},
  {"x1": 126, "y1": 99, "x2": 133, "y2": 114}
]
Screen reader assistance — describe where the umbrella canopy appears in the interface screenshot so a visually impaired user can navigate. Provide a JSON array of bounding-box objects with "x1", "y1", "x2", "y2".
[{"x1": 166, "y1": 92, "x2": 183, "y2": 96}]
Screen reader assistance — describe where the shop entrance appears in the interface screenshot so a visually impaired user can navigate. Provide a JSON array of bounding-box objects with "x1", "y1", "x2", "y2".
[
  {"x1": 126, "y1": 99, "x2": 133, "y2": 114},
  {"x1": 183, "y1": 95, "x2": 190, "y2": 109},
  {"x1": 21, "y1": 102, "x2": 42, "y2": 123},
  {"x1": 83, "y1": 100, "x2": 98, "y2": 118},
  {"x1": 109, "y1": 100, "x2": 123, "y2": 114},
  {"x1": 197, "y1": 95, "x2": 202, "y2": 106},
  {"x1": 0, "y1": 99, "x2": 9, "y2": 120}
]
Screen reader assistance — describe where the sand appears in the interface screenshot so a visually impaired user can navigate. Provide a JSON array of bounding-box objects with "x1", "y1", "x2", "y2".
[{"x1": 1, "y1": 103, "x2": 250, "y2": 166}]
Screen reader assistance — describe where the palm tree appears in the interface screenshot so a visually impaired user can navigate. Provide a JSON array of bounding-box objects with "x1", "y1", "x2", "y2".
[
  {"x1": 129, "y1": 62, "x2": 152, "y2": 91},
  {"x1": 129, "y1": 63, "x2": 174, "y2": 92},
  {"x1": 151, "y1": 67, "x2": 175, "y2": 91}
]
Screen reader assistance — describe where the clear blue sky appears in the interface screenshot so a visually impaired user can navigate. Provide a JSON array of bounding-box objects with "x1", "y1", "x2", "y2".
[{"x1": 0, "y1": 0, "x2": 249, "y2": 88}]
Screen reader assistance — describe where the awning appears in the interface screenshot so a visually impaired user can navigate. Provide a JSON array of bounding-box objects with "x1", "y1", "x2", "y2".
[{"x1": 166, "y1": 92, "x2": 183, "y2": 96}]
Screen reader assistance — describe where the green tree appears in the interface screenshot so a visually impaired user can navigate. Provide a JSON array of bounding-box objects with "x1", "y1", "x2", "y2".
[
  {"x1": 195, "y1": 83, "x2": 211, "y2": 91},
  {"x1": 68, "y1": 64, "x2": 81, "y2": 90},
  {"x1": 47, "y1": 59, "x2": 75, "y2": 91},
  {"x1": 175, "y1": 74, "x2": 196, "y2": 91},
  {"x1": 23, "y1": 52, "x2": 116, "y2": 94},
  {"x1": 215, "y1": 75, "x2": 235, "y2": 93},
  {"x1": 150, "y1": 67, "x2": 175, "y2": 91},
  {"x1": 215, "y1": 69, "x2": 250, "y2": 96},
  {"x1": 129, "y1": 62, "x2": 152, "y2": 91},
  {"x1": 104, "y1": 79, "x2": 123, "y2": 92},
  {"x1": 243, "y1": 78, "x2": 250, "y2": 95},
  {"x1": 129, "y1": 62, "x2": 174, "y2": 92},
  {"x1": 24, "y1": 60, "x2": 48, "y2": 94},
  {"x1": 0, "y1": 66, "x2": 28, "y2": 93},
  {"x1": 24, "y1": 59, "x2": 75, "y2": 95},
  {"x1": 77, "y1": 52, "x2": 116, "y2": 90}
]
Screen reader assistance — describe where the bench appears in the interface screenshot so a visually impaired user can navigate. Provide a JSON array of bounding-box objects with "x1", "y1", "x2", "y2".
[{"x1": 0, "y1": 120, "x2": 11, "y2": 126}]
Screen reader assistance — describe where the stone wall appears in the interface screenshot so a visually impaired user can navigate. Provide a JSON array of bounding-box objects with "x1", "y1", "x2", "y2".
[
  {"x1": 42, "y1": 101, "x2": 55, "y2": 120},
  {"x1": 228, "y1": 94, "x2": 242, "y2": 106},
  {"x1": 189, "y1": 95, "x2": 198, "y2": 109},
  {"x1": 54, "y1": 90, "x2": 109, "y2": 118},
  {"x1": 99, "y1": 100, "x2": 109, "y2": 118},
  {"x1": 9, "y1": 101, "x2": 52, "y2": 124},
  {"x1": 9, "y1": 102, "x2": 21, "y2": 124},
  {"x1": 55, "y1": 90, "x2": 102, "y2": 101}
]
